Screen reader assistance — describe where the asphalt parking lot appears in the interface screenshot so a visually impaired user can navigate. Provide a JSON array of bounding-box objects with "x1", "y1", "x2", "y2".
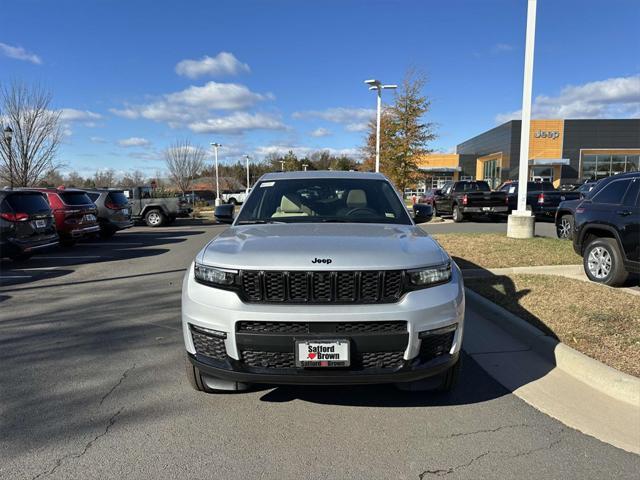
[{"x1": 1, "y1": 220, "x2": 638, "y2": 479}]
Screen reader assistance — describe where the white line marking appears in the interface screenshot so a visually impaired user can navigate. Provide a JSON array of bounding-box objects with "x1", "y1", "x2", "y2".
[{"x1": 1, "y1": 275, "x2": 32, "y2": 279}]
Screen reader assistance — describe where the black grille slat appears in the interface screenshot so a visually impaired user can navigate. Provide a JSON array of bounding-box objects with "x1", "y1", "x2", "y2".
[
  {"x1": 288, "y1": 272, "x2": 309, "y2": 301},
  {"x1": 242, "y1": 350, "x2": 296, "y2": 369},
  {"x1": 239, "y1": 349, "x2": 404, "y2": 370},
  {"x1": 360, "y1": 271, "x2": 380, "y2": 302},
  {"x1": 242, "y1": 271, "x2": 262, "y2": 301},
  {"x1": 237, "y1": 321, "x2": 406, "y2": 334},
  {"x1": 336, "y1": 272, "x2": 356, "y2": 301},
  {"x1": 382, "y1": 271, "x2": 403, "y2": 299},
  {"x1": 264, "y1": 272, "x2": 285, "y2": 301},
  {"x1": 357, "y1": 351, "x2": 405, "y2": 369},
  {"x1": 191, "y1": 329, "x2": 227, "y2": 360},
  {"x1": 312, "y1": 272, "x2": 332, "y2": 302},
  {"x1": 239, "y1": 270, "x2": 404, "y2": 304}
]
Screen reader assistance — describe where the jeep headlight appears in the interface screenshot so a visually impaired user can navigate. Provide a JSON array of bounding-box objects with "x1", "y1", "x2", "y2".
[
  {"x1": 407, "y1": 263, "x2": 451, "y2": 288},
  {"x1": 194, "y1": 263, "x2": 237, "y2": 286}
]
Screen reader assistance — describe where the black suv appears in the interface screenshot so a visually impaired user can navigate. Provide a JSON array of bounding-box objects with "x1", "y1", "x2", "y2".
[
  {"x1": 0, "y1": 190, "x2": 59, "y2": 261},
  {"x1": 573, "y1": 172, "x2": 639, "y2": 286},
  {"x1": 85, "y1": 189, "x2": 133, "y2": 238}
]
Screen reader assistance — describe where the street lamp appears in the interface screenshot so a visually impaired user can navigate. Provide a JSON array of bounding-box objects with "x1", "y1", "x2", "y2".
[
  {"x1": 302, "y1": 163, "x2": 308, "y2": 172},
  {"x1": 507, "y1": 0, "x2": 537, "y2": 239},
  {"x1": 210, "y1": 142, "x2": 222, "y2": 206},
  {"x1": 364, "y1": 79, "x2": 397, "y2": 173},
  {"x1": 3, "y1": 126, "x2": 13, "y2": 189},
  {"x1": 279, "y1": 160, "x2": 285, "y2": 171},
  {"x1": 243, "y1": 155, "x2": 251, "y2": 193}
]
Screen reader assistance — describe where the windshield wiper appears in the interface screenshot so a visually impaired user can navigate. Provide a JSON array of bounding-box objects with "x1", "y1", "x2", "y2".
[{"x1": 235, "y1": 220, "x2": 286, "y2": 225}]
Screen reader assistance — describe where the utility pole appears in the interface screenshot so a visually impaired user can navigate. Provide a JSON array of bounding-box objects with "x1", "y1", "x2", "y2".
[
  {"x1": 243, "y1": 155, "x2": 251, "y2": 193},
  {"x1": 3, "y1": 127, "x2": 14, "y2": 189},
  {"x1": 210, "y1": 142, "x2": 222, "y2": 206},
  {"x1": 364, "y1": 79, "x2": 397, "y2": 173},
  {"x1": 507, "y1": 0, "x2": 537, "y2": 239}
]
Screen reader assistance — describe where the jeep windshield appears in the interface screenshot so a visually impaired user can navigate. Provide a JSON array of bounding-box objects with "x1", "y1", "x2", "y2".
[{"x1": 235, "y1": 178, "x2": 412, "y2": 225}]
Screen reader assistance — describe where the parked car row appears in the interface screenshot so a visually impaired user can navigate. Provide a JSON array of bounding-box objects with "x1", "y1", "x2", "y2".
[{"x1": 1, "y1": 184, "x2": 192, "y2": 262}]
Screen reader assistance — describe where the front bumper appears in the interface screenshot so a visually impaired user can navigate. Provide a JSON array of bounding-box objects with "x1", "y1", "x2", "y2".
[
  {"x1": 182, "y1": 262, "x2": 465, "y2": 384},
  {"x1": 188, "y1": 350, "x2": 460, "y2": 385}
]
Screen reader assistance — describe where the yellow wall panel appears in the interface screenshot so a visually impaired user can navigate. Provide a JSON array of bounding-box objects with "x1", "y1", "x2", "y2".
[{"x1": 529, "y1": 119, "x2": 564, "y2": 159}]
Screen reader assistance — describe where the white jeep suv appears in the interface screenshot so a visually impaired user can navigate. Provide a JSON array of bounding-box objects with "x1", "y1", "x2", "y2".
[{"x1": 182, "y1": 171, "x2": 465, "y2": 392}]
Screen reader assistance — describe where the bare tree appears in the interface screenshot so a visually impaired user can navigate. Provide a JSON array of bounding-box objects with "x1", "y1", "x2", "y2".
[
  {"x1": 120, "y1": 169, "x2": 146, "y2": 187},
  {"x1": 93, "y1": 168, "x2": 116, "y2": 187},
  {"x1": 164, "y1": 139, "x2": 206, "y2": 194},
  {"x1": 0, "y1": 81, "x2": 62, "y2": 187}
]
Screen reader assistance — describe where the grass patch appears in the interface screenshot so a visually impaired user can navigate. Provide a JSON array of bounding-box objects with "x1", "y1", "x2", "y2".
[
  {"x1": 432, "y1": 233, "x2": 581, "y2": 269},
  {"x1": 466, "y1": 274, "x2": 640, "y2": 377}
]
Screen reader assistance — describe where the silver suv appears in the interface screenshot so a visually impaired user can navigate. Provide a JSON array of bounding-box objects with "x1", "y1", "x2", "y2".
[{"x1": 182, "y1": 171, "x2": 465, "y2": 393}]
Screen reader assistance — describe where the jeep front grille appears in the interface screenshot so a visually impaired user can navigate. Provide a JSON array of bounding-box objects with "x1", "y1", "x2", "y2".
[{"x1": 240, "y1": 270, "x2": 404, "y2": 304}]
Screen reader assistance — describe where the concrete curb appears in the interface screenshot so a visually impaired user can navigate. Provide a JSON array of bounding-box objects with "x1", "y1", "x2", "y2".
[{"x1": 465, "y1": 287, "x2": 640, "y2": 407}]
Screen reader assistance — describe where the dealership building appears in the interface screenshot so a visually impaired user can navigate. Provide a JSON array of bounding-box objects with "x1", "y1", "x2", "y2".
[{"x1": 416, "y1": 119, "x2": 640, "y2": 189}]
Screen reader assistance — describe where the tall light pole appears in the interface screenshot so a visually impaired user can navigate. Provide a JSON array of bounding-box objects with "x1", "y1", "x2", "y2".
[
  {"x1": 302, "y1": 163, "x2": 308, "y2": 171},
  {"x1": 243, "y1": 155, "x2": 251, "y2": 193},
  {"x1": 3, "y1": 126, "x2": 13, "y2": 189},
  {"x1": 279, "y1": 160, "x2": 285, "y2": 171},
  {"x1": 507, "y1": 0, "x2": 537, "y2": 239},
  {"x1": 364, "y1": 79, "x2": 397, "y2": 173},
  {"x1": 210, "y1": 142, "x2": 222, "y2": 206}
]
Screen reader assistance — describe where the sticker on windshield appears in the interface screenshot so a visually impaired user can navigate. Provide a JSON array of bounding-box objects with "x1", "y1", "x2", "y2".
[
  {"x1": 261, "y1": 181, "x2": 275, "y2": 188},
  {"x1": 508, "y1": 186, "x2": 516, "y2": 194}
]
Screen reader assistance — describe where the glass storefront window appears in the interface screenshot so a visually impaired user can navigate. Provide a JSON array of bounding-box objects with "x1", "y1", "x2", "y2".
[{"x1": 581, "y1": 152, "x2": 640, "y2": 180}]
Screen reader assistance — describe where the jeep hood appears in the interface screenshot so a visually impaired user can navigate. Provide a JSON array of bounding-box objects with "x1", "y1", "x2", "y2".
[{"x1": 198, "y1": 223, "x2": 449, "y2": 270}]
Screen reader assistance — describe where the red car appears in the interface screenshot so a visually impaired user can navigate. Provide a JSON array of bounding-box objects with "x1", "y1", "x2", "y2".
[{"x1": 26, "y1": 187, "x2": 100, "y2": 246}]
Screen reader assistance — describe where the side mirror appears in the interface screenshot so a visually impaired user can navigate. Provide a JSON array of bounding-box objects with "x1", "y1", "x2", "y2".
[
  {"x1": 214, "y1": 204, "x2": 235, "y2": 224},
  {"x1": 413, "y1": 204, "x2": 433, "y2": 224}
]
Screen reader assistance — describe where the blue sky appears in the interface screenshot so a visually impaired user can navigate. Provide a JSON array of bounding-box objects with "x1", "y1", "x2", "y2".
[{"x1": 1, "y1": 0, "x2": 638, "y2": 176}]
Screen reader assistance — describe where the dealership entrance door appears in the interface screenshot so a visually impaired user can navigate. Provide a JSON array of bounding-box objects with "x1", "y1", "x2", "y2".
[{"x1": 483, "y1": 159, "x2": 501, "y2": 189}]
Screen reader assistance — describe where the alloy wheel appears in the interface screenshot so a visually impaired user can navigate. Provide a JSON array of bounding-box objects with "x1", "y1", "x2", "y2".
[
  {"x1": 587, "y1": 246, "x2": 612, "y2": 279},
  {"x1": 559, "y1": 218, "x2": 572, "y2": 238},
  {"x1": 148, "y1": 212, "x2": 161, "y2": 225}
]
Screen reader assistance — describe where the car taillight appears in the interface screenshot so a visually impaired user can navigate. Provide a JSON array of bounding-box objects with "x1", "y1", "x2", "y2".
[
  {"x1": 105, "y1": 201, "x2": 120, "y2": 210},
  {"x1": 462, "y1": 194, "x2": 468, "y2": 206},
  {"x1": 537, "y1": 193, "x2": 545, "y2": 204},
  {"x1": 0, "y1": 212, "x2": 30, "y2": 222}
]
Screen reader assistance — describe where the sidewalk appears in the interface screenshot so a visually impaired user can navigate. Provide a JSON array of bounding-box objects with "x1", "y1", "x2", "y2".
[
  {"x1": 463, "y1": 264, "x2": 640, "y2": 296},
  {"x1": 465, "y1": 294, "x2": 640, "y2": 454}
]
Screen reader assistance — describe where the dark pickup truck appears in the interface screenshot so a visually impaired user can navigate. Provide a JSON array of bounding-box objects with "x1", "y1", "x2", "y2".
[
  {"x1": 123, "y1": 186, "x2": 192, "y2": 227},
  {"x1": 433, "y1": 181, "x2": 508, "y2": 222},
  {"x1": 499, "y1": 181, "x2": 581, "y2": 218}
]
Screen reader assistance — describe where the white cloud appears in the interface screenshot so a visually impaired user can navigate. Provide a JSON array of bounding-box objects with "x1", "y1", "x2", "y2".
[
  {"x1": 60, "y1": 108, "x2": 102, "y2": 122},
  {"x1": 118, "y1": 137, "x2": 151, "y2": 147},
  {"x1": 175, "y1": 52, "x2": 250, "y2": 78},
  {"x1": 109, "y1": 81, "x2": 274, "y2": 129},
  {"x1": 492, "y1": 43, "x2": 515, "y2": 53},
  {"x1": 496, "y1": 75, "x2": 640, "y2": 123},
  {"x1": 90, "y1": 136, "x2": 107, "y2": 144},
  {"x1": 0, "y1": 42, "x2": 42, "y2": 64},
  {"x1": 255, "y1": 145, "x2": 361, "y2": 158},
  {"x1": 293, "y1": 107, "x2": 375, "y2": 132},
  {"x1": 310, "y1": 127, "x2": 332, "y2": 137},
  {"x1": 188, "y1": 112, "x2": 287, "y2": 134}
]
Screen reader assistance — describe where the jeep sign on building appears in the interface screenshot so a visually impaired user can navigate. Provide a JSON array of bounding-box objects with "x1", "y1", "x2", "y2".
[{"x1": 416, "y1": 119, "x2": 640, "y2": 189}]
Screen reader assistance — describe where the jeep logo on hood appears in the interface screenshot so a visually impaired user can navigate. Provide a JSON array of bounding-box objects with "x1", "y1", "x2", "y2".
[{"x1": 312, "y1": 258, "x2": 332, "y2": 264}]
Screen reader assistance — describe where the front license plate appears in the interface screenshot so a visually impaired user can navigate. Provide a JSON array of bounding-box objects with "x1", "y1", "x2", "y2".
[
  {"x1": 296, "y1": 340, "x2": 350, "y2": 367},
  {"x1": 35, "y1": 219, "x2": 46, "y2": 228},
  {"x1": 84, "y1": 214, "x2": 96, "y2": 222}
]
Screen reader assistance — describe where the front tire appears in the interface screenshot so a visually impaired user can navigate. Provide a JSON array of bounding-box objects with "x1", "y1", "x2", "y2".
[
  {"x1": 557, "y1": 214, "x2": 574, "y2": 240},
  {"x1": 583, "y1": 238, "x2": 628, "y2": 287},
  {"x1": 144, "y1": 209, "x2": 165, "y2": 227}
]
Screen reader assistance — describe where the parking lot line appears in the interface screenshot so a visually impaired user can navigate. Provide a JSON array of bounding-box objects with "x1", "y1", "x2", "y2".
[
  {"x1": 1, "y1": 275, "x2": 32, "y2": 279},
  {"x1": 82, "y1": 242, "x2": 143, "y2": 246}
]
